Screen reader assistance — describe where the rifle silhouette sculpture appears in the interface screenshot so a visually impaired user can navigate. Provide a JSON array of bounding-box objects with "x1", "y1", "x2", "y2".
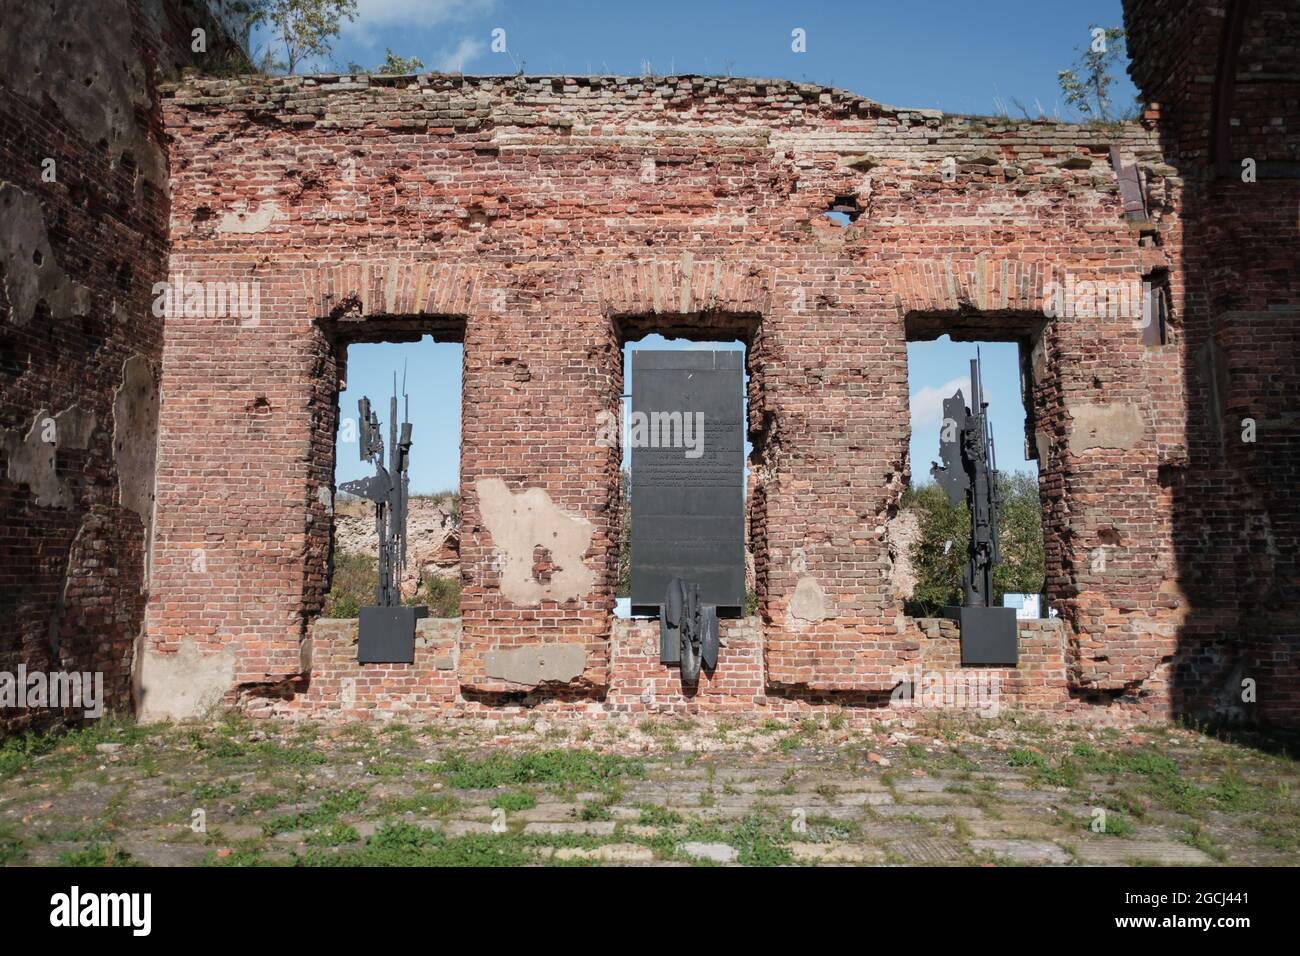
[
  {"x1": 930, "y1": 352, "x2": 1019, "y2": 666},
  {"x1": 339, "y1": 373, "x2": 427, "y2": 663}
]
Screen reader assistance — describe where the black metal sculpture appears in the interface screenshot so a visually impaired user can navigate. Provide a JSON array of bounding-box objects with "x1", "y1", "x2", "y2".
[
  {"x1": 660, "y1": 576, "x2": 720, "y2": 685},
  {"x1": 930, "y1": 352, "x2": 1018, "y2": 665},
  {"x1": 339, "y1": 374, "x2": 426, "y2": 663}
]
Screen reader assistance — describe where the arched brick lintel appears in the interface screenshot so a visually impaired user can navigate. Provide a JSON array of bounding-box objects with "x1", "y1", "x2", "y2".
[
  {"x1": 595, "y1": 257, "x2": 771, "y2": 319},
  {"x1": 302, "y1": 260, "x2": 492, "y2": 321}
]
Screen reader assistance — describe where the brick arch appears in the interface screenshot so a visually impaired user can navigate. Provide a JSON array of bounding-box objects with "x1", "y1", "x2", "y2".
[
  {"x1": 890, "y1": 256, "x2": 1057, "y2": 317},
  {"x1": 301, "y1": 260, "x2": 493, "y2": 321},
  {"x1": 595, "y1": 257, "x2": 771, "y2": 318}
]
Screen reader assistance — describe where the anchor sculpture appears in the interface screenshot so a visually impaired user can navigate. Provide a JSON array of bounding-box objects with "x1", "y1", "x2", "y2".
[
  {"x1": 930, "y1": 351, "x2": 1018, "y2": 665},
  {"x1": 339, "y1": 373, "x2": 427, "y2": 663}
]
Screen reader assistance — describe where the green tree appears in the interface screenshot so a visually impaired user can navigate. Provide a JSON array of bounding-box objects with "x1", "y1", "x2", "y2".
[
  {"x1": 902, "y1": 473, "x2": 1045, "y2": 617},
  {"x1": 251, "y1": 0, "x2": 358, "y2": 75},
  {"x1": 1058, "y1": 26, "x2": 1131, "y2": 122},
  {"x1": 902, "y1": 481, "x2": 968, "y2": 617},
  {"x1": 992, "y1": 471, "x2": 1046, "y2": 600}
]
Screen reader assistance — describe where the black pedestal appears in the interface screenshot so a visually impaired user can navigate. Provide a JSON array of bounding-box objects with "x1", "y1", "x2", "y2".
[
  {"x1": 944, "y1": 605, "x2": 1019, "y2": 666},
  {"x1": 358, "y1": 605, "x2": 428, "y2": 664}
]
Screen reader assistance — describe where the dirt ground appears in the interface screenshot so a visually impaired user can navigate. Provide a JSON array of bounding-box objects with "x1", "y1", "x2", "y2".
[{"x1": 2, "y1": 712, "x2": 1296, "y2": 867}]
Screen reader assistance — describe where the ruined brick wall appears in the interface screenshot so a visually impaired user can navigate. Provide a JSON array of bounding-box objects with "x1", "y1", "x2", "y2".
[
  {"x1": 0, "y1": 0, "x2": 248, "y2": 733},
  {"x1": 289, "y1": 615, "x2": 1065, "y2": 722},
  {"x1": 154, "y1": 70, "x2": 1198, "y2": 721},
  {"x1": 1123, "y1": 0, "x2": 1300, "y2": 726}
]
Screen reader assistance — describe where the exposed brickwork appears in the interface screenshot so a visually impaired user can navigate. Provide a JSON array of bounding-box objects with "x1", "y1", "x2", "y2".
[
  {"x1": 1123, "y1": 0, "x2": 1300, "y2": 726},
  {"x1": 285, "y1": 615, "x2": 1070, "y2": 722},
  {"x1": 144, "y1": 65, "x2": 1217, "y2": 722},
  {"x1": 0, "y1": 0, "x2": 248, "y2": 732},
  {"x1": 4, "y1": 1, "x2": 1295, "y2": 731}
]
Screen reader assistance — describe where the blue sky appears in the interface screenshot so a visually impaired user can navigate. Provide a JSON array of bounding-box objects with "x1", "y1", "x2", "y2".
[
  {"x1": 337, "y1": 335, "x2": 1033, "y2": 493},
  {"x1": 324, "y1": 1, "x2": 1133, "y2": 492},
  {"x1": 253, "y1": 0, "x2": 1137, "y2": 117}
]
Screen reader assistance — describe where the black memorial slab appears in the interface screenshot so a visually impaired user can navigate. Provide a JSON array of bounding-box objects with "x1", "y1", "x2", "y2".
[{"x1": 630, "y1": 350, "x2": 745, "y2": 618}]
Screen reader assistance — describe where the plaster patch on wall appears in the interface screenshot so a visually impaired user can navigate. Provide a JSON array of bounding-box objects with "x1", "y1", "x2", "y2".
[
  {"x1": 485, "y1": 643, "x2": 587, "y2": 685},
  {"x1": 113, "y1": 354, "x2": 158, "y2": 521},
  {"x1": 790, "y1": 575, "x2": 830, "y2": 622},
  {"x1": 1067, "y1": 402, "x2": 1147, "y2": 452},
  {"x1": 135, "y1": 640, "x2": 236, "y2": 722},
  {"x1": 475, "y1": 478, "x2": 594, "y2": 606},
  {"x1": 3, "y1": 406, "x2": 95, "y2": 507},
  {"x1": 216, "y1": 201, "x2": 287, "y2": 234},
  {"x1": 1035, "y1": 429, "x2": 1051, "y2": 464},
  {"x1": 886, "y1": 509, "x2": 921, "y2": 600},
  {"x1": 0, "y1": 183, "x2": 91, "y2": 325}
]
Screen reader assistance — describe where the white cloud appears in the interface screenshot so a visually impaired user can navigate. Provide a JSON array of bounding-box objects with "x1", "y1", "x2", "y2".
[
  {"x1": 345, "y1": 0, "x2": 498, "y2": 47},
  {"x1": 910, "y1": 377, "x2": 967, "y2": 428},
  {"x1": 433, "y1": 36, "x2": 486, "y2": 71}
]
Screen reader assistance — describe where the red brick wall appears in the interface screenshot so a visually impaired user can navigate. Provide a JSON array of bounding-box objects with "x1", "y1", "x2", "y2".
[
  {"x1": 155, "y1": 71, "x2": 1197, "y2": 720},
  {"x1": 287, "y1": 615, "x2": 1076, "y2": 722},
  {"x1": 0, "y1": 0, "x2": 248, "y2": 732},
  {"x1": 1123, "y1": 0, "x2": 1300, "y2": 726}
]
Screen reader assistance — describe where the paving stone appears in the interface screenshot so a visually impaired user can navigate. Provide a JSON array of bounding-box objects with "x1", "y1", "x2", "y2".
[
  {"x1": 887, "y1": 837, "x2": 967, "y2": 863},
  {"x1": 510, "y1": 803, "x2": 581, "y2": 822},
  {"x1": 996, "y1": 789, "x2": 1068, "y2": 805},
  {"x1": 971, "y1": 839, "x2": 1071, "y2": 865},
  {"x1": 523, "y1": 821, "x2": 617, "y2": 836},
  {"x1": 875, "y1": 803, "x2": 983, "y2": 820},
  {"x1": 1073, "y1": 839, "x2": 1214, "y2": 866},
  {"x1": 217, "y1": 816, "x2": 265, "y2": 842},
  {"x1": 823, "y1": 778, "x2": 890, "y2": 793},
  {"x1": 623, "y1": 824, "x2": 661, "y2": 838},
  {"x1": 678, "y1": 841, "x2": 738, "y2": 864},
  {"x1": 861, "y1": 820, "x2": 930, "y2": 842},
  {"x1": 893, "y1": 777, "x2": 950, "y2": 793},
  {"x1": 789, "y1": 842, "x2": 885, "y2": 864},
  {"x1": 554, "y1": 843, "x2": 655, "y2": 863},
  {"x1": 117, "y1": 836, "x2": 210, "y2": 867},
  {"x1": 966, "y1": 818, "x2": 1074, "y2": 840},
  {"x1": 442, "y1": 820, "x2": 493, "y2": 836}
]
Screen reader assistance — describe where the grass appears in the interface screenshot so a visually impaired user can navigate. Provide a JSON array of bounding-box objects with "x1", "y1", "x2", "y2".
[
  {"x1": 711, "y1": 813, "x2": 792, "y2": 867},
  {"x1": 305, "y1": 823, "x2": 360, "y2": 847},
  {"x1": 193, "y1": 779, "x2": 242, "y2": 801},
  {"x1": 1008, "y1": 748, "x2": 1047, "y2": 769},
  {"x1": 294, "y1": 820, "x2": 535, "y2": 867},
  {"x1": 58, "y1": 843, "x2": 138, "y2": 867},
  {"x1": 263, "y1": 788, "x2": 368, "y2": 836},
  {"x1": 377, "y1": 792, "x2": 460, "y2": 817},
  {"x1": 490, "y1": 790, "x2": 537, "y2": 812},
  {"x1": 4, "y1": 713, "x2": 1297, "y2": 868},
  {"x1": 437, "y1": 750, "x2": 644, "y2": 790},
  {"x1": 637, "y1": 804, "x2": 684, "y2": 827},
  {"x1": 0, "y1": 822, "x2": 25, "y2": 864}
]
